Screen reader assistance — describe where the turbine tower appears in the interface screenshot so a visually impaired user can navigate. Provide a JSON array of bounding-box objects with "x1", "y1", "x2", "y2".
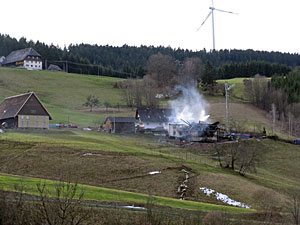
[{"x1": 197, "y1": 0, "x2": 238, "y2": 50}]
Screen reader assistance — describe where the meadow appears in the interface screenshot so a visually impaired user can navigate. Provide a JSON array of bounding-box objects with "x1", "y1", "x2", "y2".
[{"x1": 0, "y1": 68, "x2": 299, "y2": 223}]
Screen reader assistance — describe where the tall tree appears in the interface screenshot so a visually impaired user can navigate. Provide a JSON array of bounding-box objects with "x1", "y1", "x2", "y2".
[{"x1": 201, "y1": 61, "x2": 217, "y2": 88}]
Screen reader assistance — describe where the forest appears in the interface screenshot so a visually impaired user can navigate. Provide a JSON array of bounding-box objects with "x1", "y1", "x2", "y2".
[{"x1": 0, "y1": 33, "x2": 297, "y2": 78}]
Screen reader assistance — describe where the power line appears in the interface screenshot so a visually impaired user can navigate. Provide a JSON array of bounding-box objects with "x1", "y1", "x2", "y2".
[{"x1": 46, "y1": 60, "x2": 134, "y2": 77}]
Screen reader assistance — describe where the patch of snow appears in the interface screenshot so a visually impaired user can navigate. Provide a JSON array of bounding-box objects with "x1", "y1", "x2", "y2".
[
  {"x1": 199, "y1": 187, "x2": 250, "y2": 209},
  {"x1": 83, "y1": 127, "x2": 92, "y2": 131},
  {"x1": 155, "y1": 94, "x2": 164, "y2": 99},
  {"x1": 83, "y1": 153, "x2": 102, "y2": 156},
  {"x1": 123, "y1": 205, "x2": 147, "y2": 210},
  {"x1": 148, "y1": 171, "x2": 161, "y2": 175},
  {"x1": 0, "y1": 129, "x2": 4, "y2": 133},
  {"x1": 200, "y1": 187, "x2": 215, "y2": 196}
]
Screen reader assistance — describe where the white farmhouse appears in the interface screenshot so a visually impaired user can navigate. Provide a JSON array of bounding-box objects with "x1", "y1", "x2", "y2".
[{"x1": 2, "y1": 48, "x2": 42, "y2": 70}]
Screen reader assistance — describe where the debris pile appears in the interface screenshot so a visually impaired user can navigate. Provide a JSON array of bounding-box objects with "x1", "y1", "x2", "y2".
[{"x1": 177, "y1": 169, "x2": 189, "y2": 200}]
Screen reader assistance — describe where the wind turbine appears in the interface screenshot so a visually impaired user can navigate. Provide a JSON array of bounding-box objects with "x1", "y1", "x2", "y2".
[{"x1": 197, "y1": 0, "x2": 238, "y2": 50}]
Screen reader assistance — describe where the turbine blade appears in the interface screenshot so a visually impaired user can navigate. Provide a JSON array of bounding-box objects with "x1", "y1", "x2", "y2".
[
  {"x1": 214, "y1": 8, "x2": 238, "y2": 14},
  {"x1": 211, "y1": 0, "x2": 214, "y2": 7},
  {"x1": 197, "y1": 11, "x2": 212, "y2": 31}
]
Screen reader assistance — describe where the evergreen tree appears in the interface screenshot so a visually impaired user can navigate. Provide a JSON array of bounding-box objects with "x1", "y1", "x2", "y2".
[{"x1": 202, "y1": 61, "x2": 217, "y2": 86}]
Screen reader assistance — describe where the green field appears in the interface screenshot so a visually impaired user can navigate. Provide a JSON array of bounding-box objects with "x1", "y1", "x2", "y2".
[
  {"x1": 0, "y1": 67, "x2": 128, "y2": 127},
  {"x1": 0, "y1": 173, "x2": 253, "y2": 213},
  {"x1": 0, "y1": 68, "x2": 298, "y2": 223},
  {"x1": 0, "y1": 129, "x2": 299, "y2": 212}
]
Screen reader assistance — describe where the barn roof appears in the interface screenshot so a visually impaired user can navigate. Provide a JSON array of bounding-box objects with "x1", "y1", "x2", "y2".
[
  {"x1": 105, "y1": 117, "x2": 137, "y2": 123},
  {"x1": 2, "y1": 48, "x2": 41, "y2": 65},
  {"x1": 135, "y1": 108, "x2": 172, "y2": 123},
  {"x1": 0, "y1": 92, "x2": 52, "y2": 120}
]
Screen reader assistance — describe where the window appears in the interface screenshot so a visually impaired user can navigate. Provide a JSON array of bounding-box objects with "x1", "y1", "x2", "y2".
[
  {"x1": 36, "y1": 121, "x2": 39, "y2": 126},
  {"x1": 26, "y1": 121, "x2": 29, "y2": 126},
  {"x1": 21, "y1": 121, "x2": 24, "y2": 126},
  {"x1": 36, "y1": 116, "x2": 39, "y2": 120},
  {"x1": 26, "y1": 116, "x2": 29, "y2": 119},
  {"x1": 42, "y1": 122, "x2": 46, "y2": 126},
  {"x1": 21, "y1": 115, "x2": 24, "y2": 119},
  {"x1": 30, "y1": 110, "x2": 36, "y2": 114}
]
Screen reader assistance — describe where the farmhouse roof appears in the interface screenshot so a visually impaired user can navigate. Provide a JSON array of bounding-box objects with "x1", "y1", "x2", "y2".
[
  {"x1": 135, "y1": 108, "x2": 172, "y2": 123},
  {"x1": 2, "y1": 48, "x2": 41, "y2": 65},
  {"x1": 104, "y1": 117, "x2": 137, "y2": 123},
  {"x1": 0, "y1": 92, "x2": 52, "y2": 120}
]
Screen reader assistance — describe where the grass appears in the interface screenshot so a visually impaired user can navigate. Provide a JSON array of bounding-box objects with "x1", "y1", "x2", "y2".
[
  {"x1": 0, "y1": 173, "x2": 254, "y2": 213},
  {"x1": 1, "y1": 129, "x2": 300, "y2": 212},
  {"x1": 0, "y1": 68, "x2": 299, "y2": 216},
  {"x1": 0, "y1": 67, "x2": 126, "y2": 126}
]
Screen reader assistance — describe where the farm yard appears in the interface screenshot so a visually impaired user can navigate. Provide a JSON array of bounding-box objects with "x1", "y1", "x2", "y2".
[{"x1": 0, "y1": 67, "x2": 300, "y2": 224}]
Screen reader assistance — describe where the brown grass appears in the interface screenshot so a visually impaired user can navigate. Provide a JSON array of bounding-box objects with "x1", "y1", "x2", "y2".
[{"x1": 0, "y1": 143, "x2": 186, "y2": 199}]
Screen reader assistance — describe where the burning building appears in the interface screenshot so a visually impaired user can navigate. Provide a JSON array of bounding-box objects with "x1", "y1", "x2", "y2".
[{"x1": 168, "y1": 121, "x2": 219, "y2": 142}]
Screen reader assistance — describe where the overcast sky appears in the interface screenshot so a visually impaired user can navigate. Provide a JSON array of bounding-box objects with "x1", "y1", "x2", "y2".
[{"x1": 2, "y1": 0, "x2": 300, "y2": 53}]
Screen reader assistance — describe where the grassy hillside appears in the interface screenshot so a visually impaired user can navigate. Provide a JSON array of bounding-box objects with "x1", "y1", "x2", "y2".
[
  {"x1": 0, "y1": 67, "x2": 130, "y2": 126},
  {"x1": 0, "y1": 68, "x2": 290, "y2": 137},
  {"x1": 1, "y1": 129, "x2": 299, "y2": 211},
  {"x1": 0, "y1": 69, "x2": 299, "y2": 222}
]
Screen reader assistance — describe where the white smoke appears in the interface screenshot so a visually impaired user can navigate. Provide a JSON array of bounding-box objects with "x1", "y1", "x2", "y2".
[{"x1": 169, "y1": 85, "x2": 210, "y2": 124}]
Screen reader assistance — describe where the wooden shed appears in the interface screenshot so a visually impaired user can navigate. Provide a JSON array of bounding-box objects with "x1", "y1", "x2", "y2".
[
  {"x1": 0, "y1": 92, "x2": 52, "y2": 129},
  {"x1": 103, "y1": 117, "x2": 136, "y2": 133}
]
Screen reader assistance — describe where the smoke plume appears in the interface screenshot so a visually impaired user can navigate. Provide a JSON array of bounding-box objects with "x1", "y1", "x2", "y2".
[{"x1": 169, "y1": 85, "x2": 210, "y2": 124}]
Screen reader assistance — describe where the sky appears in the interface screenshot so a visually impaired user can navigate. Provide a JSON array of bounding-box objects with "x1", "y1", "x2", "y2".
[{"x1": 2, "y1": 0, "x2": 300, "y2": 53}]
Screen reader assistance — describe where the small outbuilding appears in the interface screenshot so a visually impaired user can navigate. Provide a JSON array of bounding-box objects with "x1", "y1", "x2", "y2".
[
  {"x1": 103, "y1": 117, "x2": 137, "y2": 133},
  {"x1": 47, "y1": 64, "x2": 62, "y2": 71},
  {"x1": 0, "y1": 92, "x2": 52, "y2": 129}
]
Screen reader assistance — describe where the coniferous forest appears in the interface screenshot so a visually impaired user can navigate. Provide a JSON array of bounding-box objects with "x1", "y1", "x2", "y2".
[{"x1": 0, "y1": 33, "x2": 297, "y2": 78}]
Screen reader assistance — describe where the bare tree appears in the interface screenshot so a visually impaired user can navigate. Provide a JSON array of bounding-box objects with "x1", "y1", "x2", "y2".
[
  {"x1": 103, "y1": 101, "x2": 111, "y2": 112},
  {"x1": 83, "y1": 95, "x2": 100, "y2": 112},
  {"x1": 287, "y1": 190, "x2": 300, "y2": 225},
  {"x1": 178, "y1": 57, "x2": 203, "y2": 87},
  {"x1": 36, "y1": 181, "x2": 88, "y2": 225},
  {"x1": 147, "y1": 53, "x2": 178, "y2": 92},
  {"x1": 215, "y1": 138, "x2": 263, "y2": 176},
  {"x1": 143, "y1": 75, "x2": 159, "y2": 108}
]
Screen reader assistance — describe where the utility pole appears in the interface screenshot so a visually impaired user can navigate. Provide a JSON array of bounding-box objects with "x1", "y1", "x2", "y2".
[
  {"x1": 225, "y1": 82, "x2": 236, "y2": 134},
  {"x1": 272, "y1": 103, "x2": 276, "y2": 135},
  {"x1": 66, "y1": 61, "x2": 68, "y2": 73}
]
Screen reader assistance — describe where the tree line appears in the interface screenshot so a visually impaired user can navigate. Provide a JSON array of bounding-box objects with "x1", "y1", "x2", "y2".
[
  {"x1": 243, "y1": 72, "x2": 300, "y2": 136},
  {"x1": 0, "y1": 33, "x2": 297, "y2": 78}
]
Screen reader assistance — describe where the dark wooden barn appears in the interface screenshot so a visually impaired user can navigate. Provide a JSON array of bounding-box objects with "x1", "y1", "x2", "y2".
[
  {"x1": 103, "y1": 117, "x2": 136, "y2": 133},
  {"x1": 0, "y1": 92, "x2": 52, "y2": 129}
]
